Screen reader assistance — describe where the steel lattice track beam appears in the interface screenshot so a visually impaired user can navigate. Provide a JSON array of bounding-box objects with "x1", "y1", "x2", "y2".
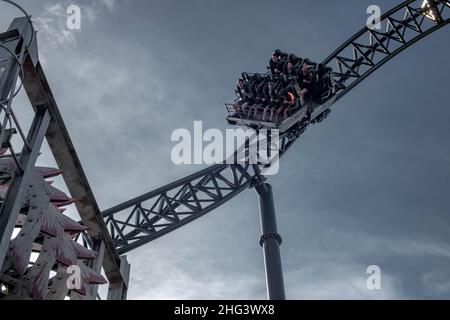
[
  {"x1": 103, "y1": 164, "x2": 257, "y2": 254},
  {"x1": 103, "y1": 0, "x2": 449, "y2": 254},
  {"x1": 323, "y1": 0, "x2": 450, "y2": 102}
]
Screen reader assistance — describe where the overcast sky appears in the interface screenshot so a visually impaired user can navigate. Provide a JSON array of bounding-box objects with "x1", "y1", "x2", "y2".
[{"x1": 1, "y1": 0, "x2": 450, "y2": 299}]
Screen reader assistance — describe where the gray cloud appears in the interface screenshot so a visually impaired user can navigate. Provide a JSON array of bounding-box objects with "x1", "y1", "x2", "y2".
[{"x1": 1, "y1": 0, "x2": 449, "y2": 299}]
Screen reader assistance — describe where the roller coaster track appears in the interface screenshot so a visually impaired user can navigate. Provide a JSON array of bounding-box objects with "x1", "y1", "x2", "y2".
[{"x1": 102, "y1": 0, "x2": 450, "y2": 255}]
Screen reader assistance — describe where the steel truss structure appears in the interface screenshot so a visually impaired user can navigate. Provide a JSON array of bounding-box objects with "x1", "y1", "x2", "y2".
[
  {"x1": 0, "y1": 10, "x2": 129, "y2": 299},
  {"x1": 0, "y1": 0, "x2": 448, "y2": 300},
  {"x1": 324, "y1": 0, "x2": 450, "y2": 102},
  {"x1": 104, "y1": 0, "x2": 450, "y2": 255}
]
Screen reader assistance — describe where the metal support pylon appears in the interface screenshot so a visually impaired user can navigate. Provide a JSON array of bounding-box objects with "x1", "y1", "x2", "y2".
[
  {"x1": 0, "y1": 12, "x2": 127, "y2": 299},
  {"x1": 254, "y1": 178, "x2": 286, "y2": 300}
]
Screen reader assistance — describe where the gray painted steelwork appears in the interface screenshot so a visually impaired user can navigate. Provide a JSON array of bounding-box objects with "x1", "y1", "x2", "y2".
[
  {"x1": 1, "y1": 0, "x2": 447, "y2": 300},
  {"x1": 324, "y1": 0, "x2": 450, "y2": 102},
  {"x1": 0, "y1": 16, "x2": 43, "y2": 270},
  {"x1": 255, "y1": 182, "x2": 285, "y2": 300},
  {"x1": 0, "y1": 13, "x2": 128, "y2": 300},
  {"x1": 104, "y1": 0, "x2": 450, "y2": 255},
  {"x1": 102, "y1": 0, "x2": 449, "y2": 299}
]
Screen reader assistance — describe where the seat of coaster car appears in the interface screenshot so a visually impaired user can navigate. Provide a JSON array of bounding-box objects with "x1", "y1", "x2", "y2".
[
  {"x1": 226, "y1": 57, "x2": 336, "y2": 133},
  {"x1": 226, "y1": 91, "x2": 335, "y2": 134},
  {"x1": 225, "y1": 93, "x2": 335, "y2": 134}
]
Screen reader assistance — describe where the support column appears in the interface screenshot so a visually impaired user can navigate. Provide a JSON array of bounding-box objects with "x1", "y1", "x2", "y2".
[
  {"x1": 107, "y1": 255, "x2": 130, "y2": 300},
  {"x1": 87, "y1": 240, "x2": 106, "y2": 300},
  {"x1": 0, "y1": 12, "x2": 41, "y2": 273},
  {"x1": 0, "y1": 108, "x2": 50, "y2": 269},
  {"x1": 255, "y1": 182, "x2": 286, "y2": 300}
]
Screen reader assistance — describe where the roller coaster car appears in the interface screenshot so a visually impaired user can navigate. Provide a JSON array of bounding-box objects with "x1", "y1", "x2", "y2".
[{"x1": 226, "y1": 64, "x2": 336, "y2": 133}]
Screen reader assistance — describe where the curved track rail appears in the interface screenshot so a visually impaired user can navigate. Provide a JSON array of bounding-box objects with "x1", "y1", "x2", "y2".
[{"x1": 103, "y1": 0, "x2": 450, "y2": 254}]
